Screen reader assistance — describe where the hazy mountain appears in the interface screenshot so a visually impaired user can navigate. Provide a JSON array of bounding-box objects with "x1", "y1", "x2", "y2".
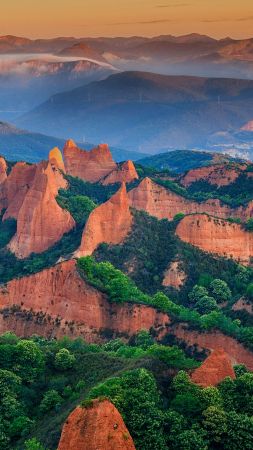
[
  {"x1": 137, "y1": 149, "x2": 244, "y2": 173},
  {"x1": 0, "y1": 56, "x2": 114, "y2": 121},
  {"x1": 2, "y1": 33, "x2": 253, "y2": 79},
  {"x1": 0, "y1": 121, "x2": 146, "y2": 162},
  {"x1": 16, "y1": 71, "x2": 253, "y2": 155}
]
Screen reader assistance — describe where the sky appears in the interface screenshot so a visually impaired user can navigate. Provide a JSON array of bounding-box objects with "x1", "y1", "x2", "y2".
[{"x1": 1, "y1": 0, "x2": 253, "y2": 39}]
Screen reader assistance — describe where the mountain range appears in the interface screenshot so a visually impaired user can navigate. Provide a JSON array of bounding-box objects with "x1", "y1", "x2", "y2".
[{"x1": 15, "y1": 71, "x2": 253, "y2": 156}]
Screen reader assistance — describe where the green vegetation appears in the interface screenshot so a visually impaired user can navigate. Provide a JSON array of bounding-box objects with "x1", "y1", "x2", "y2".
[
  {"x1": 95, "y1": 210, "x2": 178, "y2": 294},
  {"x1": 78, "y1": 256, "x2": 253, "y2": 351},
  {"x1": 138, "y1": 150, "x2": 214, "y2": 173},
  {"x1": 0, "y1": 332, "x2": 197, "y2": 449}
]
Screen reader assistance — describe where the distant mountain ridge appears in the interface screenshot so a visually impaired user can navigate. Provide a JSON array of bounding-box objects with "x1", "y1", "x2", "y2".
[
  {"x1": 16, "y1": 71, "x2": 253, "y2": 156},
  {"x1": 0, "y1": 121, "x2": 147, "y2": 163}
]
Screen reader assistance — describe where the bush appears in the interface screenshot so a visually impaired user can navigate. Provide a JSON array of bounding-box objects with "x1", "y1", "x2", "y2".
[{"x1": 54, "y1": 349, "x2": 76, "y2": 370}]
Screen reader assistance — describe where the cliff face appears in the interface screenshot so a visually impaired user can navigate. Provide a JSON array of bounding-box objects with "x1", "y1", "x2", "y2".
[
  {"x1": 58, "y1": 400, "x2": 136, "y2": 450},
  {"x1": 181, "y1": 163, "x2": 248, "y2": 187},
  {"x1": 128, "y1": 177, "x2": 240, "y2": 221},
  {"x1": 102, "y1": 160, "x2": 139, "y2": 185},
  {"x1": 8, "y1": 161, "x2": 75, "y2": 258},
  {"x1": 1, "y1": 162, "x2": 37, "y2": 220},
  {"x1": 0, "y1": 157, "x2": 7, "y2": 184},
  {"x1": 0, "y1": 260, "x2": 169, "y2": 341},
  {"x1": 171, "y1": 324, "x2": 253, "y2": 371},
  {"x1": 76, "y1": 183, "x2": 133, "y2": 257},
  {"x1": 63, "y1": 140, "x2": 116, "y2": 182},
  {"x1": 191, "y1": 348, "x2": 235, "y2": 387},
  {"x1": 162, "y1": 261, "x2": 186, "y2": 289},
  {"x1": 49, "y1": 147, "x2": 65, "y2": 172},
  {"x1": 176, "y1": 214, "x2": 253, "y2": 265}
]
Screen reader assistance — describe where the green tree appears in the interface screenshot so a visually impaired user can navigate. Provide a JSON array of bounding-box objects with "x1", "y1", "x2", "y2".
[
  {"x1": 210, "y1": 279, "x2": 232, "y2": 303},
  {"x1": 224, "y1": 412, "x2": 253, "y2": 450},
  {"x1": 39, "y1": 390, "x2": 63, "y2": 414},
  {"x1": 54, "y1": 348, "x2": 76, "y2": 370},
  {"x1": 245, "y1": 218, "x2": 253, "y2": 232},
  {"x1": 195, "y1": 295, "x2": 218, "y2": 314},
  {"x1": 202, "y1": 406, "x2": 227, "y2": 443},
  {"x1": 24, "y1": 438, "x2": 46, "y2": 450},
  {"x1": 14, "y1": 340, "x2": 44, "y2": 383},
  {"x1": 188, "y1": 285, "x2": 209, "y2": 304}
]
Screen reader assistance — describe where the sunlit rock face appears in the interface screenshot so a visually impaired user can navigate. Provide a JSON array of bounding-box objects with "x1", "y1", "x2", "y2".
[
  {"x1": 181, "y1": 163, "x2": 248, "y2": 187},
  {"x1": 102, "y1": 160, "x2": 139, "y2": 185},
  {"x1": 176, "y1": 214, "x2": 253, "y2": 265},
  {"x1": 57, "y1": 399, "x2": 136, "y2": 450},
  {"x1": 191, "y1": 348, "x2": 235, "y2": 387},
  {"x1": 0, "y1": 259, "x2": 170, "y2": 340},
  {"x1": 162, "y1": 261, "x2": 186, "y2": 289},
  {"x1": 8, "y1": 161, "x2": 75, "y2": 258},
  {"x1": 49, "y1": 147, "x2": 65, "y2": 172},
  {"x1": 76, "y1": 183, "x2": 133, "y2": 257},
  {"x1": 0, "y1": 157, "x2": 7, "y2": 184},
  {"x1": 63, "y1": 140, "x2": 117, "y2": 182}
]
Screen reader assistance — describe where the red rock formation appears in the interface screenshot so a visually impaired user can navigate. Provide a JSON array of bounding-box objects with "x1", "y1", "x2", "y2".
[
  {"x1": 0, "y1": 162, "x2": 37, "y2": 220},
  {"x1": 8, "y1": 161, "x2": 75, "y2": 258},
  {"x1": 171, "y1": 323, "x2": 253, "y2": 371},
  {"x1": 0, "y1": 259, "x2": 169, "y2": 341},
  {"x1": 102, "y1": 160, "x2": 139, "y2": 185},
  {"x1": 58, "y1": 400, "x2": 136, "y2": 450},
  {"x1": 128, "y1": 177, "x2": 242, "y2": 221},
  {"x1": 0, "y1": 157, "x2": 7, "y2": 184},
  {"x1": 49, "y1": 147, "x2": 65, "y2": 172},
  {"x1": 162, "y1": 261, "x2": 186, "y2": 289},
  {"x1": 63, "y1": 140, "x2": 116, "y2": 182},
  {"x1": 191, "y1": 348, "x2": 235, "y2": 387},
  {"x1": 181, "y1": 163, "x2": 248, "y2": 187},
  {"x1": 176, "y1": 214, "x2": 253, "y2": 265},
  {"x1": 241, "y1": 120, "x2": 253, "y2": 131},
  {"x1": 76, "y1": 183, "x2": 133, "y2": 257},
  {"x1": 232, "y1": 298, "x2": 253, "y2": 314}
]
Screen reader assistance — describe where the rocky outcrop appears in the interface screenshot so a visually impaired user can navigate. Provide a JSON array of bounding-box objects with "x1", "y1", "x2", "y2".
[
  {"x1": 58, "y1": 400, "x2": 136, "y2": 450},
  {"x1": 191, "y1": 348, "x2": 235, "y2": 387},
  {"x1": 1, "y1": 162, "x2": 37, "y2": 220},
  {"x1": 0, "y1": 260, "x2": 169, "y2": 340},
  {"x1": 102, "y1": 161, "x2": 139, "y2": 185},
  {"x1": 170, "y1": 324, "x2": 253, "y2": 371},
  {"x1": 181, "y1": 163, "x2": 248, "y2": 187},
  {"x1": 63, "y1": 140, "x2": 116, "y2": 182},
  {"x1": 241, "y1": 120, "x2": 253, "y2": 131},
  {"x1": 232, "y1": 298, "x2": 253, "y2": 314},
  {"x1": 49, "y1": 147, "x2": 65, "y2": 172},
  {"x1": 0, "y1": 157, "x2": 7, "y2": 184},
  {"x1": 76, "y1": 183, "x2": 133, "y2": 257},
  {"x1": 162, "y1": 261, "x2": 186, "y2": 289},
  {"x1": 176, "y1": 214, "x2": 253, "y2": 265},
  {"x1": 128, "y1": 177, "x2": 241, "y2": 221},
  {"x1": 8, "y1": 161, "x2": 75, "y2": 258}
]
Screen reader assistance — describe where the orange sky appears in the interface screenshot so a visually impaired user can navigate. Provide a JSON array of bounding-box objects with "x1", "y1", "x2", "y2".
[{"x1": 1, "y1": 0, "x2": 253, "y2": 39}]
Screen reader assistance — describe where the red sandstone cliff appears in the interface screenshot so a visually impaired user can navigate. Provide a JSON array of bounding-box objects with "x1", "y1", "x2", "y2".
[
  {"x1": 8, "y1": 161, "x2": 75, "y2": 258},
  {"x1": 49, "y1": 147, "x2": 65, "y2": 172},
  {"x1": 0, "y1": 162, "x2": 37, "y2": 220},
  {"x1": 0, "y1": 157, "x2": 7, "y2": 184},
  {"x1": 58, "y1": 400, "x2": 136, "y2": 450},
  {"x1": 128, "y1": 177, "x2": 244, "y2": 221},
  {"x1": 176, "y1": 214, "x2": 253, "y2": 265},
  {"x1": 181, "y1": 163, "x2": 248, "y2": 187},
  {"x1": 162, "y1": 261, "x2": 186, "y2": 289},
  {"x1": 76, "y1": 183, "x2": 133, "y2": 257},
  {"x1": 0, "y1": 259, "x2": 169, "y2": 341},
  {"x1": 63, "y1": 140, "x2": 116, "y2": 182},
  {"x1": 191, "y1": 348, "x2": 235, "y2": 387},
  {"x1": 102, "y1": 160, "x2": 139, "y2": 185}
]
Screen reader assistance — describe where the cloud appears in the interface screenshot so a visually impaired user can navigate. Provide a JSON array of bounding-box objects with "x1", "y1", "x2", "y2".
[
  {"x1": 111, "y1": 19, "x2": 173, "y2": 26},
  {"x1": 201, "y1": 16, "x2": 253, "y2": 23}
]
